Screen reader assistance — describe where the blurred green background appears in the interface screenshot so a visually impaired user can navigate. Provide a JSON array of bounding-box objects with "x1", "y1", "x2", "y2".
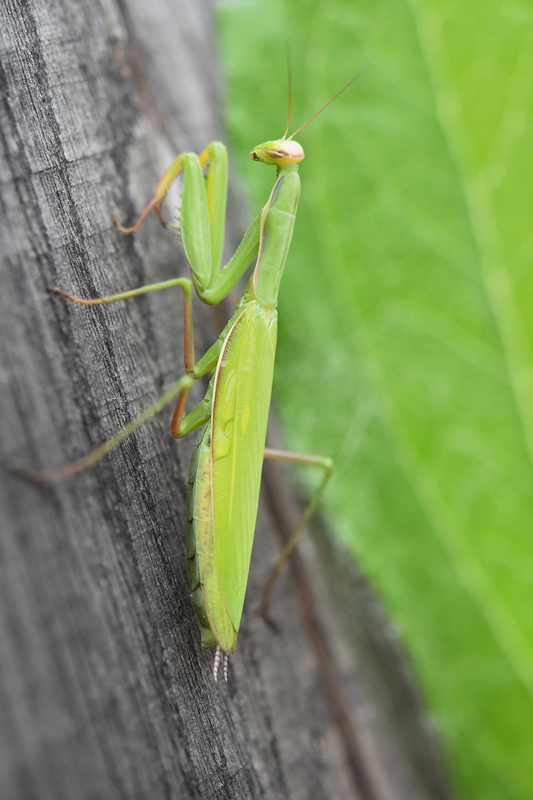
[{"x1": 217, "y1": 1, "x2": 533, "y2": 798}]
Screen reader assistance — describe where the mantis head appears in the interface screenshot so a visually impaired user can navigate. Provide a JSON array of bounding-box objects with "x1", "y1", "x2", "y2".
[
  {"x1": 251, "y1": 63, "x2": 372, "y2": 169},
  {"x1": 250, "y1": 138, "x2": 304, "y2": 167}
]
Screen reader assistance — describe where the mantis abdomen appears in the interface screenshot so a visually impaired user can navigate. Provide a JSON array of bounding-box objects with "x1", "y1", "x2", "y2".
[{"x1": 187, "y1": 298, "x2": 277, "y2": 657}]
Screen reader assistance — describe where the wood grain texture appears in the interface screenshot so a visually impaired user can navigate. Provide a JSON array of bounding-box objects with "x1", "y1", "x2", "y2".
[{"x1": 0, "y1": 1, "x2": 454, "y2": 798}]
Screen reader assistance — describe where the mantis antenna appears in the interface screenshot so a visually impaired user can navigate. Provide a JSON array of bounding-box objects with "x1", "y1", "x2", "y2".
[
  {"x1": 288, "y1": 62, "x2": 375, "y2": 140},
  {"x1": 283, "y1": 48, "x2": 292, "y2": 140}
]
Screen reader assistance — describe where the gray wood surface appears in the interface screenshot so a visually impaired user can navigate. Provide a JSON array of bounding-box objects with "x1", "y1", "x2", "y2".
[{"x1": 0, "y1": 1, "x2": 454, "y2": 798}]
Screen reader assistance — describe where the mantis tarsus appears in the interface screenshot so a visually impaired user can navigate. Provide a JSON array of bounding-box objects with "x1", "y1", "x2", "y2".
[{"x1": 26, "y1": 69, "x2": 367, "y2": 682}]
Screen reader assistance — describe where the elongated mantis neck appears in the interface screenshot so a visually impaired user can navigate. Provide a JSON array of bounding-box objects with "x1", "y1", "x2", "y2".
[
  {"x1": 276, "y1": 161, "x2": 298, "y2": 177},
  {"x1": 250, "y1": 161, "x2": 301, "y2": 310}
]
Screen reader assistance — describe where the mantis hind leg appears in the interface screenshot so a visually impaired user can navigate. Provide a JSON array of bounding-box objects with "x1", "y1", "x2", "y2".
[
  {"x1": 18, "y1": 376, "x2": 195, "y2": 482},
  {"x1": 261, "y1": 448, "x2": 333, "y2": 629},
  {"x1": 19, "y1": 310, "x2": 223, "y2": 482}
]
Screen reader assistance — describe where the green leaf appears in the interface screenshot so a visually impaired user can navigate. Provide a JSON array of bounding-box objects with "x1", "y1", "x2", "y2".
[{"x1": 217, "y1": 1, "x2": 533, "y2": 797}]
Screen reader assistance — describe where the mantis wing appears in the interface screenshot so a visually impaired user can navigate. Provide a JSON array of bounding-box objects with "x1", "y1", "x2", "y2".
[{"x1": 212, "y1": 301, "x2": 277, "y2": 632}]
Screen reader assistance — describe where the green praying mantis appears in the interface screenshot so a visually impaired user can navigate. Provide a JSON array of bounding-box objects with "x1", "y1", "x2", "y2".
[{"x1": 26, "y1": 68, "x2": 367, "y2": 682}]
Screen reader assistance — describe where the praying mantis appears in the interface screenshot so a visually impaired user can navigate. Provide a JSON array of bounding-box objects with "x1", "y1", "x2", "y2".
[{"x1": 26, "y1": 69, "x2": 367, "y2": 682}]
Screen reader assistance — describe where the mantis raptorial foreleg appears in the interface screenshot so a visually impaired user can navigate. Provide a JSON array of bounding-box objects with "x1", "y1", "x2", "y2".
[{"x1": 114, "y1": 143, "x2": 262, "y2": 307}]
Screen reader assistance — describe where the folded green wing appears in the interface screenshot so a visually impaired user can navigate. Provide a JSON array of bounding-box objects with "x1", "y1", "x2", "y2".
[{"x1": 211, "y1": 301, "x2": 277, "y2": 632}]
